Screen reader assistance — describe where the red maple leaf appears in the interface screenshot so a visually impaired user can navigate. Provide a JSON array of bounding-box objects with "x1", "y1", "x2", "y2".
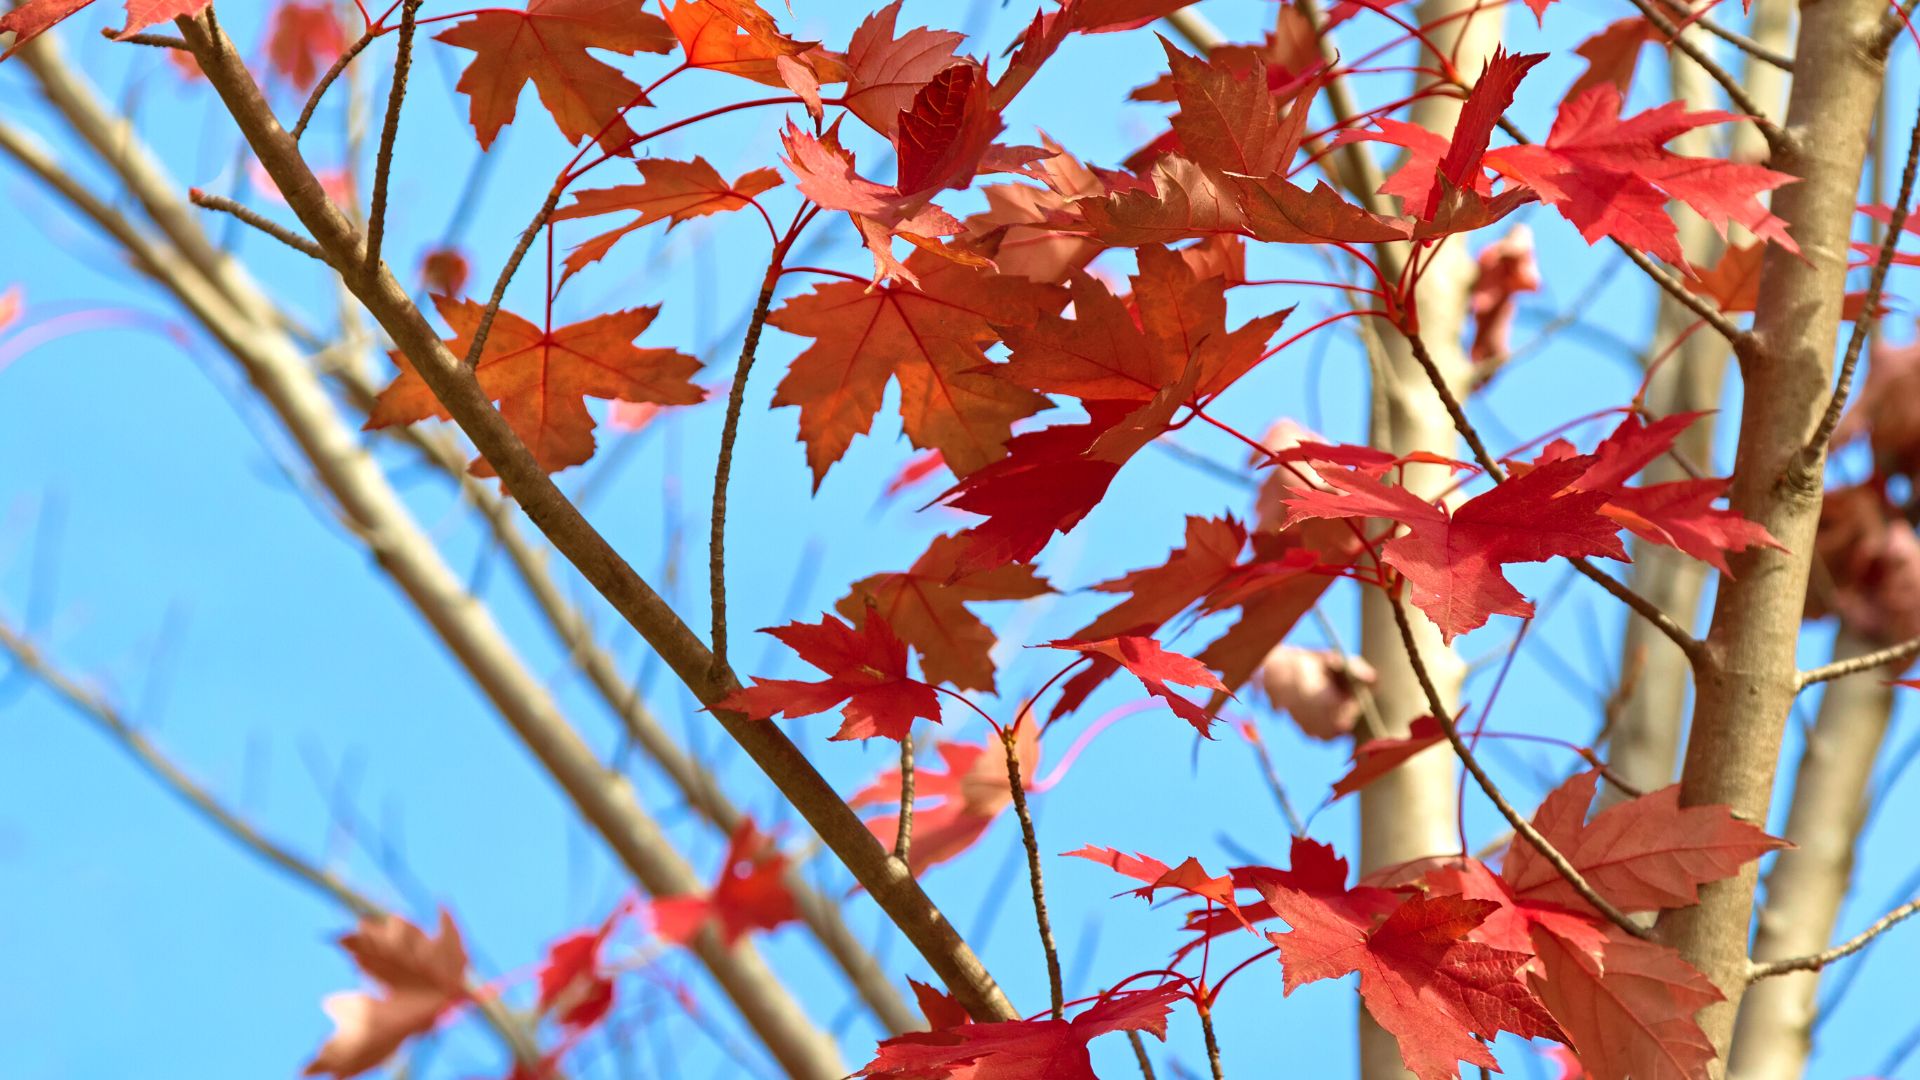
[
  {"x1": 364, "y1": 298, "x2": 704, "y2": 475},
  {"x1": 1280, "y1": 454, "x2": 1627, "y2": 639},
  {"x1": 720, "y1": 611, "x2": 941, "y2": 742},
  {"x1": 660, "y1": 0, "x2": 842, "y2": 88},
  {"x1": 1262, "y1": 887, "x2": 1561, "y2": 1080},
  {"x1": 1501, "y1": 770, "x2": 1787, "y2": 915},
  {"x1": 1567, "y1": 17, "x2": 1664, "y2": 99},
  {"x1": 1330, "y1": 714, "x2": 1446, "y2": 799},
  {"x1": 1484, "y1": 85, "x2": 1798, "y2": 264},
  {"x1": 1469, "y1": 225, "x2": 1541, "y2": 363},
  {"x1": 768, "y1": 248, "x2": 1063, "y2": 486},
  {"x1": 304, "y1": 912, "x2": 470, "y2": 1079},
  {"x1": 266, "y1": 2, "x2": 349, "y2": 91},
  {"x1": 1, "y1": 0, "x2": 207, "y2": 59},
  {"x1": 1179, "y1": 836, "x2": 1402, "y2": 956},
  {"x1": 551, "y1": 157, "x2": 782, "y2": 279},
  {"x1": 837, "y1": 534, "x2": 1051, "y2": 693},
  {"x1": 1065, "y1": 845, "x2": 1248, "y2": 927},
  {"x1": 536, "y1": 918, "x2": 619, "y2": 1032},
  {"x1": 854, "y1": 984, "x2": 1185, "y2": 1079},
  {"x1": 1042, "y1": 634, "x2": 1228, "y2": 735},
  {"x1": 849, "y1": 720, "x2": 1038, "y2": 875},
  {"x1": 1528, "y1": 924, "x2": 1722, "y2": 1080},
  {"x1": 840, "y1": 2, "x2": 966, "y2": 136},
  {"x1": 436, "y1": 0, "x2": 674, "y2": 151},
  {"x1": 651, "y1": 819, "x2": 798, "y2": 946}
]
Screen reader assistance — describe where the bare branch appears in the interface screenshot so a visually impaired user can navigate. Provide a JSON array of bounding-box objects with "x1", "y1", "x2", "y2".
[
  {"x1": 1798, "y1": 634, "x2": 1920, "y2": 688},
  {"x1": 1749, "y1": 898, "x2": 1920, "y2": 980},
  {"x1": 894, "y1": 733, "x2": 915, "y2": 862},
  {"x1": 1004, "y1": 727, "x2": 1064, "y2": 1019},
  {"x1": 712, "y1": 250, "x2": 790, "y2": 673},
  {"x1": 293, "y1": 28, "x2": 378, "y2": 141},
  {"x1": 1627, "y1": 0, "x2": 1791, "y2": 154},
  {"x1": 189, "y1": 188, "x2": 328, "y2": 261},
  {"x1": 364, "y1": 0, "x2": 421, "y2": 277},
  {"x1": 104, "y1": 28, "x2": 188, "y2": 50}
]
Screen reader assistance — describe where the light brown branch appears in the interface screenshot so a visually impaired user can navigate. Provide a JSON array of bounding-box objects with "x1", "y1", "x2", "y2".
[
  {"x1": 1003, "y1": 727, "x2": 1064, "y2": 1019},
  {"x1": 292, "y1": 28, "x2": 377, "y2": 141},
  {"x1": 894, "y1": 733, "x2": 915, "y2": 862},
  {"x1": 1748, "y1": 898, "x2": 1920, "y2": 980},
  {"x1": 1798, "y1": 633, "x2": 1920, "y2": 687},
  {"x1": 1627, "y1": 0, "x2": 1790, "y2": 154},
  {"x1": 712, "y1": 254, "x2": 788, "y2": 673},
  {"x1": 172, "y1": 9, "x2": 1015, "y2": 1025},
  {"x1": 188, "y1": 188, "x2": 328, "y2": 261},
  {"x1": 363, "y1": 0, "x2": 419, "y2": 277}
]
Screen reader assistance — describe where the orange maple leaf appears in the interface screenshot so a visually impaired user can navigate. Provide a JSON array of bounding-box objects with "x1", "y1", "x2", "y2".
[
  {"x1": 552, "y1": 156, "x2": 782, "y2": 279},
  {"x1": 365, "y1": 297, "x2": 703, "y2": 475}
]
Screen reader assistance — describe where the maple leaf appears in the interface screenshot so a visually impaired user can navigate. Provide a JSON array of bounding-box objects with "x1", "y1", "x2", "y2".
[
  {"x1": 1531, "y1": 412, "x2": 1783, "y2": 574},
  {"x1": 1259, "y1": 646, "x2": 1378, "y2": 741},
  {"x1": 837, "y1": 534, "x2": 1051, "y2": 693},
  {"x1": 1484, "y1": 85, "x2": 1798, "y2": 264},
  {"x1": 1281, "y1": 455, "x2": 1628, "y2": 639},
  {"x1": 651, "y1": 819, "x2": 799, "y2": 945},
  {"x1": 1528, "y1": 924, "x2": 1721, "y2": 1080},
  {"x1": 1042, "y1": 635, "x2": 1227, "y2": 735},
  {"x1": 841, "y1": 2, "x2": 966, "y2": 137},
  {"x1": 855, "y1": 984, "x2": 1184, "y2": 1079},
  {"x1": 996, "y1": 244, "x2": 1291, "y2": 406},
  {"x1": 1685, "y1": 241, "x2": 1876, "y2": 319},
  {"x1": 1065, "y1": 845, "x2": 1248, "y2": 927},
  {"x1": 266, "y1": 2, "x2": 349, "y2": 91},
  {"x1": 418, "y1": 247, "x2": 471, "y2": 297},
  {"x1": 1469, "y1": 225, "x2": 1541, "y2": 364},
  {"x1": 552, "y1": 157, "x2": 782, "y2": 279},
  {"x1": 910, "y1": 978, "x2": 973, "y2": 1031},
  {"x1": 850, "y1": 720, "x2": 1037, "y2": 875},
  {"x1": 304, "y1": 911, "x2": 470, "y2": 1079},
  {"x1": 1178, "y1": 836, "x2": 1402, "y2": 955},
  {"x1": 1330, "y1": 715, "x2": 1447, "y2": 799},
  {"x1": 1808, "y1": 483, "x2": 1920, "y2": 643},
  {"x1": 1568, "y1": 17, "x2": 1663, "y2": 99},
  {"x1": 963, "y1": 137, "x2": 1105, "y2": 283},
  {"x1": 364, "y1": 298, "x2": 704, "y2": 475},
  {"x1": 661, "y1": 0, "x2": 842, "y2": 88},
  {"x1": 1, "y1": 0, "x2": 207, "y2": 59},
  {"x1": 779, "y1": 119, "x2": 969, "y2": 286},
  {"x1": 536, "y1": 920, "x2": 617, "y2": 1031},
  {"x1": 1264, "y1": 887, "x2": 1560, "y2": 1079},
  {"x1": 768, "y1": 247, "x2": 1062, "y2": 486},
  {"x1": 1160, "y1": 38, "x2": 1316, "y2": 178},
  {"x1": 0, "y1": 286, "x2": 21, "y2": 334},
  {"x1": 719, "y1": 611, "x2": 941, "y2": 742},
  {"x1": 436, "y1": 0, "x2": 674, "y2": 152},
  {"x1": 1502, "y1": 770, "x2": 1787, "y2": 915}
]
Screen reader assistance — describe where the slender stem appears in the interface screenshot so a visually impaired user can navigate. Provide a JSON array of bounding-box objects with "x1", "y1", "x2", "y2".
[
  {"x1": 188, "y1": 189, "x2": 328, "y2": 261},
  {"x1": 1388, "y1": 592, "x2": 1653, "y2": 939},
  {"x1": 1126, "y1": 1030, "x2": 1159, "y2": 1079},
  {"x1": 363, "y1": 0, "x2": 419, "y2": 279},
  {"x1": 1197, "y1": 998, "x2": 1226, "y2": 1080},
  {"x1": 1004, "y1": 728, "x2": 1064, "y2": 1019},
  {"x1": 711, "y1": 238, "x2": 793, "y2": 674},
  {"x1": 107, "y1": 29, "x2": 189, "y2": 49},
  {"x1": 1798, "y1": 633, "x2": 1920, "y2": 687},
  {"x1": 465, "y1": 183, "x2": 564, "y2": 368},
  {"x1": 1805, "y1": 97, "x2": 1920, "y2": 456},
  {"x1": 1748, "y1": 898, "x2": 1920, "y2": 980},
  {"x1": 292, "y1": 29, "x2": 378, "y2": 141},
  {"x1": 1625, "y1": 0, "x2": 1789, "y2": 154},
  {"x1": 1650, "y1": 0, "x2": 1793, "y2": 71},
  {"x1": 893, "y1": 733, "x2": 915, "y2": 863}
]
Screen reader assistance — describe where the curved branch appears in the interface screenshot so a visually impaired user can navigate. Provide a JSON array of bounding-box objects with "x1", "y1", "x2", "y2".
[{"x1": 1749, "y1": 898, "x2": 1920, "y2": 981}]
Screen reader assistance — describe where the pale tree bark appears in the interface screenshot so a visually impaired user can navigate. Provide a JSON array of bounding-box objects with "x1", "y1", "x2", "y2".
[
  {"x1": 1352, "y1": 3, "x2": 1501, "y2": 1076},
  {"x1": 1657, "y1": 0, "x2": 1894, "y2": 1068},
  {"x1": 1608, "y1": 0, "x2": 1794, "y2": 799},
  {"x1": 1730, "y1": 628, "x2": 1896, "y2": 1080},
  {"x1": 0, "y1": 34, "x2": 849, "y2": 1077}
]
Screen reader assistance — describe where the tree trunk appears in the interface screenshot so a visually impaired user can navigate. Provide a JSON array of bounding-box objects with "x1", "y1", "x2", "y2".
[
  {"x1": 1729, "y1": 628, "x2": 1896, "y2": 1079},
  {"x1": 1356, "y1": 3, "x2": 1502, "y2": 1075},
  {"x1": 1657, "y1": 1, "x2": 1891, "y2": 1068}
]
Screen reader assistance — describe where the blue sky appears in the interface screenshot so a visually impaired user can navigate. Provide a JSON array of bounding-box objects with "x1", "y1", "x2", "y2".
[{"x1": 2, "y1": 1, "x2": 1918, "y2": 1077}]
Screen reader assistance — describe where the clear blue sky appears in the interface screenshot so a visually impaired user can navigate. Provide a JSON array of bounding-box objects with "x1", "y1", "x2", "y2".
[{"x1": 2, "y1": 2, "x2": 1916, "y2": 1077}]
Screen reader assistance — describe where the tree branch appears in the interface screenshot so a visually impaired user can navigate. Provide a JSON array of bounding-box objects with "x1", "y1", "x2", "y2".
[
  {"x1": 712, "y1": 249, "x2": 790, "y2": 674},
  {"x1": 188, "y1": 188, "x2": 328, "y2": 261},
  {"x1": 292, "y1": 27, "x2": 378, "y2": 141},
  {"x1": 1627, "y1": 0, "x2": 1791, "y2": 155},
  {"x1": 1798, "y1": 633, "x2": 1920, "y2": 687},
  {"x1": 1749, "y1": 898, "x2": 1920, "y2": 980},
  {"x1": 363, "y1": 0, "x2": 420, "y2": 277},
  {"x1": 172, "y1": 8, "x2": 1015, "y2": 1024},
  {"x1": 1388, "y1": 593, "x2": 1654, "y2": 940},
  {"x1": 1003, "y1": 726, "x2": 1064, "y2": 1019}
]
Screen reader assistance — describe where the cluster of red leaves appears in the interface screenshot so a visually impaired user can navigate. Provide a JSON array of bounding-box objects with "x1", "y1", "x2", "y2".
[{"x1": 1084, "y1": 771, "x2": 1788, "y2": 1080}]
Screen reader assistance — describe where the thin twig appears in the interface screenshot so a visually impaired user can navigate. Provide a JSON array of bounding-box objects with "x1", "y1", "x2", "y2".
[
  {"x1": 1798, "y1": 633, "x2": 1920, "y2": 687},
  {"x1": 292, "y1": 29, "x2": 378, "y2": 141},
  {"x1": 1198, "y1": 999, "x2": 1226, "y2": 1080},
  {"x1": 464, "y1": 185, "x2": 563, "y2": 369},
  {"x1": 711, "y1": 250, "x2": 790, "y2": 674},
  {"x1": 1748, "y1": 898, "x2": 1920, "y2": 980},
  {"x1": 1004, "y1": 727, "x2": 1064, "y2": 1019},
  {"x1": 1388, "y1": 593, "x2": 1654, "y2": 940},
  {"x1": 1805, "y1": 98, "x2": 1920, "y2": 455},
  {"x1": 105, "y1": 29, "x2": 189, "y2": 50},
  {"x1": 188, "y1": 189, "x2": 328, "y2": 261},
  {"x1": 1402, "y1": 329, "x2": 1704, "y2": 660},
  {"x1": 894, "y1": 732, "x2": 915, "y2": 863},
  {"x1": 1127, "y1": 1030, "x2": 1160, "y2": 1080},
  {"x1": 1627, "y1": 0, "x2": 1790, "y2": 154},
  {"x1": 1650, "y1": 0, "x2": 1793, "y2": 71},
  {"x1": 363, "y1": 0, "x2": 420, "y2": 278}
]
